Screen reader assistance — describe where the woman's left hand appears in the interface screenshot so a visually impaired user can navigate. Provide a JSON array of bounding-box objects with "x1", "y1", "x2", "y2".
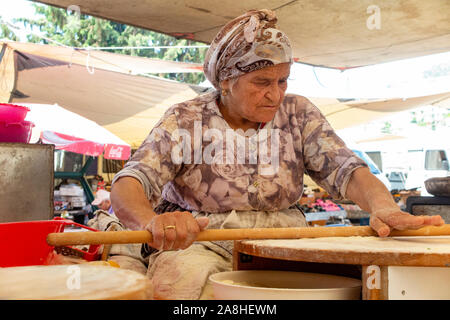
[
  {"x1": 345, "y1": 168, "x2": 445, "y2": 237},
  {"x1": 370, "y1": 208, "x2": 445, "y2": 237}
]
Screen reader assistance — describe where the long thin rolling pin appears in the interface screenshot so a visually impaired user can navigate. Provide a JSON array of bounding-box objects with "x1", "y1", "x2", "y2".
[{"x1": 47, "y1": 224, "x2": 450, "y2": 246}]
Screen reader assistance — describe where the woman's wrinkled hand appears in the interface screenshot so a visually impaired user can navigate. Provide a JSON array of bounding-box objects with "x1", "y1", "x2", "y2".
[
  {"x1": 144, "y1": 211, "x2": 209, "y2": 251},
  {"x1": 370, "y1": 208, "x2": 444, "y2": 237}
]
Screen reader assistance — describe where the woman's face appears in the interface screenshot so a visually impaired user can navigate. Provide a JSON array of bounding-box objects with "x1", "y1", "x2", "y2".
[{"x1": 221, "y1": 62, "x2": 291, "y2": 124}]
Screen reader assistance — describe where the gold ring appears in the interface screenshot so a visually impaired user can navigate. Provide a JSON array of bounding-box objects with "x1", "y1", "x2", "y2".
[{"x1": 164, "y1": 225, "x2": 176, "y2": 230}]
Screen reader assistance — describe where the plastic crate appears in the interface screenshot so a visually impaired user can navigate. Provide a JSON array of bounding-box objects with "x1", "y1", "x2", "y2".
[{"x1": 0, "y1": 218, "x2": 101, "y2": 267}]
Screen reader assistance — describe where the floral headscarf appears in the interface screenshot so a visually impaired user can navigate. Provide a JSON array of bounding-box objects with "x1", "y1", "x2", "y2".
[{"x1": 203, "y1": 9, "x2": 293, "y2": 90}]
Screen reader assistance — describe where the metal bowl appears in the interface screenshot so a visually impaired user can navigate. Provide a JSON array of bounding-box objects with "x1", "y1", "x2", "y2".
[
  {"x1": 424, "y1": 177, "x2": 450, "y2": 197},
  {"x1": 209, "y1": 270, "x2": 361, "y2": 300}
]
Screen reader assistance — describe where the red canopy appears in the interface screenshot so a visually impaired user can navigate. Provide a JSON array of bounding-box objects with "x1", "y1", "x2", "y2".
[
  {"x1": 23, "y1": 103, "x2": 132, "y2": 160},
  {"x1": 40, "y1": 131, "x2": 130, "y2": 160}
]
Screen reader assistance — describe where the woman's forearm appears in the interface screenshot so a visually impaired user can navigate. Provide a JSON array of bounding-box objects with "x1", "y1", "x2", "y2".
[
  {"x1": 110, "y1": 176, "x2": 156, "y2": 230},
  {"x1": 345, "y1": 167, "x2": 397, "y2": 214},
  {"x1": 345, "y1": 166, "x2": 444, "y2": 236}
]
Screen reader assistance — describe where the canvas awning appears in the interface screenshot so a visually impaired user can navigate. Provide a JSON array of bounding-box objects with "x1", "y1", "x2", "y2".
[
  {"x1": 31, "y1": 0, "x2": 450, "y2": 69},
  {"x1": 308, "y1": 92, "x2": 450, "y2": 130},
  {"x1": 1, "y1": 41, "x2": 203, "y2": 76},
  {"x1": 352, "y1": 127, "x2": 450, "y2": 151},
  {"x1": 0, "y1": 41, "x2": 204, "y2": 148}
]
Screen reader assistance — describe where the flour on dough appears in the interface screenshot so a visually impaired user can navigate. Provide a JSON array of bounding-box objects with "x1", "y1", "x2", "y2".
[{"x1": 243, "y1": 236, "x2": 450, "y2": 254}]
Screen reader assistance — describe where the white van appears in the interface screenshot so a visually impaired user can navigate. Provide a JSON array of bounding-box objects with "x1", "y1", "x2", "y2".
[
  {"x1": 364, "y1": 148, "x2": 450, "y2": 194},
  {"x1": 342, "y1": 128, "x2": 449, "y2": 194},
  {"x1": 301, "y1": 148, "x2": 391, "y2": 191},
  {"x1": 403, "y1": 148, "x2": 450, "y2": 193},
  {"x1": 351, "y1": 149, "x2": 392, "y2": 190}
]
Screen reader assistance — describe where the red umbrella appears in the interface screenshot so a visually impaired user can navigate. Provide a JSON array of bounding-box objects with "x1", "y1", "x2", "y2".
[{"x1": 24, "y1": 103, "x2": 131, "y2": 160}]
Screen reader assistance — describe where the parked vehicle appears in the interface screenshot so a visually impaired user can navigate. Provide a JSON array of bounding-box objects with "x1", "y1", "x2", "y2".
[
  {"x1": 362, "y1": 147, "x2": 450, "y2": 195},
  {"x1": 403, "y1": 148, "x2": 449, "y2": 194}
]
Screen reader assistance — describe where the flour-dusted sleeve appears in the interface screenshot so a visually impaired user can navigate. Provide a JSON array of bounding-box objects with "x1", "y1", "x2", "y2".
[
  {"x1": 299, "y1": 98, "x2": 368, "y2": 199},
  {"x1": 112, "y1": 111, "x2": 183, "y2": 207}
]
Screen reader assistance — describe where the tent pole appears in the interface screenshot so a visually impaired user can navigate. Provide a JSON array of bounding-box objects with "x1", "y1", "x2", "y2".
[{"x1": 0, "y1": 44, "x2": 7, "y2": 64}]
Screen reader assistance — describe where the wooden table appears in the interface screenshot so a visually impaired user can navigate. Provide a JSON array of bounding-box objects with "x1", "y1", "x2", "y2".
[{"x1": 233, "y1": 236, "x2": 450, "y2": 300}]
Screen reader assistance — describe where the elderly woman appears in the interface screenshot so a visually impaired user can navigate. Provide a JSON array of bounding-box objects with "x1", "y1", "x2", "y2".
[{"x1": 111, "y1": 9, "x2": 444, "y2": 299}]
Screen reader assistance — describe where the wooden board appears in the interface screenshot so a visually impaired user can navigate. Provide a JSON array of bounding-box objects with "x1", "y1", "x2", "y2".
[
  {"x1": 0, "y1": 265, "x2": 152, "y2": 300},
  {"x1": 236, "y1": 236, "x2": 450, "y2": 267}
]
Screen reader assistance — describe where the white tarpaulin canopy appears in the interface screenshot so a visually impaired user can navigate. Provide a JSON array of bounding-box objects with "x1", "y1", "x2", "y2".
[
  {"x1": 31, "y1": 0, "x2": 450, "y2": 69},
  {"x1": 1, "y1": 41, "x2": 449, "y2": 148}
]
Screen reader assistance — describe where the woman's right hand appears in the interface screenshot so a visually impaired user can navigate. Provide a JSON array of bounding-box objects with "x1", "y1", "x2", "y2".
[{"x1": 145, "y1": 211, "x2": 209, "y2": 251}]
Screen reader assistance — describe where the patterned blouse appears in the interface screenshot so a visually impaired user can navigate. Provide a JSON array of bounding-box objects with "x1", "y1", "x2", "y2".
[{"x1": 112, "y1": 90, "x2": 367, "y2": 213}]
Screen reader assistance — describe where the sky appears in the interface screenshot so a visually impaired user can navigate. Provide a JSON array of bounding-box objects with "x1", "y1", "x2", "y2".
[{"x1": 0, "y1": 0, "x2": 36, "y2": 19}]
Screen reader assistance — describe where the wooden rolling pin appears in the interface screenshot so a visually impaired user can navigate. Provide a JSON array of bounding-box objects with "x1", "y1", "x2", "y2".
[{"x1": 47, "y1": 224, "x2": 450, "y2": 247}]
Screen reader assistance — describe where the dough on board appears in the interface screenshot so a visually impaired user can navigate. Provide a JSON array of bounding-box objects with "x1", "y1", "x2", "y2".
[{"x1": 243, "y1": 236, "x2": 450, "y2": 254}]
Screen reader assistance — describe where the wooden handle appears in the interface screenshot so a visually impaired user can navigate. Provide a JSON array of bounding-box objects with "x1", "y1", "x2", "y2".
[
  {"x1": 101, "y1": 224, "x2": 118, "y2": 261},
  {"x1": 46, "y1": 224, "x2": 450, "y2": 247}
]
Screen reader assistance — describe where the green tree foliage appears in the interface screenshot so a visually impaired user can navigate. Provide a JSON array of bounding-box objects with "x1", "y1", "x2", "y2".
[
  {"x1": 16, "y1": 4, "x2": 207, "y2": 84},
  {"x1": 423, "y1": 63, "x2": 450, "y2": 78},
  {"x1": 410, "y1": 108, "x2": 449, "y2": 131},
  {"x1": 381, "y1": 121, "x2": 392, "y2": 134}
]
